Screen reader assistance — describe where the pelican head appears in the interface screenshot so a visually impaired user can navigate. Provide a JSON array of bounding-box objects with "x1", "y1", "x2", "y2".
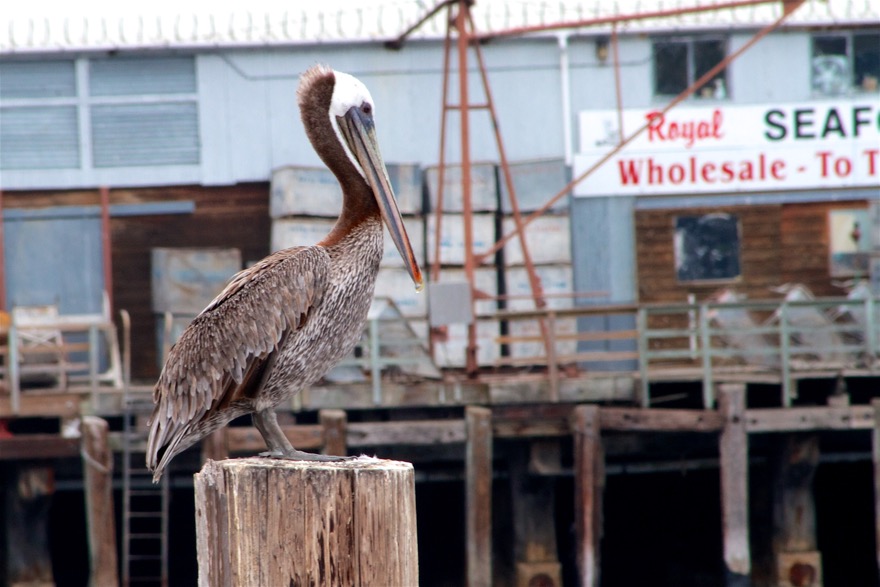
[{"x1": 298, "y1": 65, "x2": 424, "y2": 291}]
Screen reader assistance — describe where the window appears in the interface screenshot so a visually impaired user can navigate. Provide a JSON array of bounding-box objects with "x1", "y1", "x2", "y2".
[
  {"x1": 674, "y1": 214, "x2": 741, "y2": 282},
  {"x1": 812, "y1": 31, "x2": 880, "y2": 95},
  {"x1": 828, "y1": 208, "x2": 870, "y2": 277},
  {"x1": 0, "y1": 61, "x2": 80, "y2": 169},
  {"x1": 653, "y1": 37, "x2": 728, "y2": 99},
  {"x1": 0, "y1": 56, "x2": 199, "y2": 171}
]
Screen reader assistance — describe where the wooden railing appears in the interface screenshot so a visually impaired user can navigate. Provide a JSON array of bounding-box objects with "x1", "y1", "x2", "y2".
[
  {"x1": 479, "y1": 294, "x2": 879, "y2": 407},
  {"x1": 4, "y1": 295, "x2": 879, "y2": 415}
]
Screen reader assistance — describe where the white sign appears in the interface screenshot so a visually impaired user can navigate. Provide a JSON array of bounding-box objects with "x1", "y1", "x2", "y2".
[{"x1": 574, "y1": 100, "x2": 880, "y2": 196}]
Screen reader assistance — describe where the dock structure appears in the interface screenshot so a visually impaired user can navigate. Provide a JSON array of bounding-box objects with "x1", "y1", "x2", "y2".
[{"x1": 1, "y1": 293, "x2": 879, "y2": 585}]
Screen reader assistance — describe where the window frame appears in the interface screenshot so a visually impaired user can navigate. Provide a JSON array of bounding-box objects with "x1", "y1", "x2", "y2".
[
  {"x1": 673, "y1": 213, "x2": 743, "y2": 284},
  {"x1": 652, "y1": 35, "x2": 730, "y2": 101},
  {"x1": 0, "y1": 55, "x2": 201, "y2": 187},
  {"x1": 811, "y1": 30, "x2": 880, "y2": 96}
]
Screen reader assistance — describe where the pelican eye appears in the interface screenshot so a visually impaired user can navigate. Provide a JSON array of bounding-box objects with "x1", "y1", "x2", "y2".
[{"x1": 361, "y1": 103, "x2": 372, "y2": 116}]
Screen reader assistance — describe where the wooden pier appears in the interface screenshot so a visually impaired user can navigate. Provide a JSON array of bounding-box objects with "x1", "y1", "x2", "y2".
[{"x1": 1, "y1": 295, "x2": 879, "y2": 585}]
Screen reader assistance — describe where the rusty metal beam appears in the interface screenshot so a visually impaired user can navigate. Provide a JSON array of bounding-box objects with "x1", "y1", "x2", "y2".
[
  {"x1": 473, "y1": 0, "x2": 805, "y2": 266},
  {"x1": 465, "y1": 8, "x2": 558, "y2": 394},
  {"x1": 386, "y1": 0, "x2": 457, "y2": 50},
  {"x1": 99, "y1": 186, "x2": 113, "y2": 314},
  {"x1": 472, "y1": 0, "x2": 786, "y2": 41},
  {"x1": 430, "y1": 6, "x2": 455, "y2": 285},
  {"x1": 455, "y1": 2, "x2": 480, "y2": 374}
]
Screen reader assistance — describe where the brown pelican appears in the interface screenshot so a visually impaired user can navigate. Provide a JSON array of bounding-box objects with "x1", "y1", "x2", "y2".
[{"x1": 146, "y1": 65, "x2": 423, "y2": 481}]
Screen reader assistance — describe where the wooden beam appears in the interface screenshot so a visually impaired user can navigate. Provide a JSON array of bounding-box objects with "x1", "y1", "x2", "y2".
[
  {"x1": 81, "y1": 416, "x2": 119, "y2": 587},
  {"x1": 746, "y1": 405, "x2": 874, "y2": 433},
  {"x1": 718, "y1": 383, "x2": 750, "y2": 586},
  {"x1": 0, "y1": 393, "x2": 82, "y2": 418},
  {"x1": 600, "y1": 407, "x2": 724, "y2": 432},
  {"x1": 319, "y1": 409, "x2": 348, "y2": 457},
  {"x1": 349, "y1": 419, "x2": 466, "y2": 447},
  {"x1": 0, "y1": 434, "x2": 80, "y2": 460},
  {"x1": 226, "y1": 424, "x2": 323, "y2": 453},
  {"x1": 194, "y1": 457, "x2": 418, "y2": 586},
  {"x1": 466, "y1": 406, "x2": 493, "y2": 587},
  {"x1": 227, "y1": 420, "x2": 468, "y2": 454},
  {"x1": 201, "y1": 428, "x2": 229, "y2": 465},
  {"x1": 572, "y1": 404, "x2": 603, "y2": 587}
]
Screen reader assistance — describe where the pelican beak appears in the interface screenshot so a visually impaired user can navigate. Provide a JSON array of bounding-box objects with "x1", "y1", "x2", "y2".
[{"x1": 338, "y1": 106, "x2": 424, "y2": 291}]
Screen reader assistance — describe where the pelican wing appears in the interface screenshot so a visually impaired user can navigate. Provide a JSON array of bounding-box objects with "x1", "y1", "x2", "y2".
[{"x1": 146, "y1": 246, "x2": 330, "y2": 470}]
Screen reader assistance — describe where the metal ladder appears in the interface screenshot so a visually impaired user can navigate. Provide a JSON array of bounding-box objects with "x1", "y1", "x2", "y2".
[{"x1": 120, "y1": 310, "x2": 169, "y2": 587}]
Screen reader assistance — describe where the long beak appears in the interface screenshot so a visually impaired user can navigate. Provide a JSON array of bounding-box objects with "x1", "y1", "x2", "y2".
[{"x1": 339, "y1": 107, "x2": 424, "y2": 291}]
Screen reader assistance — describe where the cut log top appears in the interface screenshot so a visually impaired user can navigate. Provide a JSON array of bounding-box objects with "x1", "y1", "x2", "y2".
[
  {"x1": 199, "y1": 455, "x2": 414, "y2": 478},
  {"x1": 195, "y1": 455, "x2": 418, "y2": 587}
]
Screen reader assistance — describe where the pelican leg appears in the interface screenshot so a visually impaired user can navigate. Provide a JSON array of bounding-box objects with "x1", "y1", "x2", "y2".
[{"x1": 252, "y1": 408, "x2": 352, "y2": 462}]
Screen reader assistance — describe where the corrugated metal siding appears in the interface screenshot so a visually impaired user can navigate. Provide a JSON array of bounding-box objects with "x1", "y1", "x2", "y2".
[
  {"x1": 0, "y1": 60, "x2": 76, "y2": 98},
  {"x1": 0, "y1": 106, "x2": 80, "y2": 169},
  {"x1": 89, "y1": 57, "x2": 196, "y2": 96},
  {"x1": 91, "y1": 102, "x2": 199, "y2": 167}
]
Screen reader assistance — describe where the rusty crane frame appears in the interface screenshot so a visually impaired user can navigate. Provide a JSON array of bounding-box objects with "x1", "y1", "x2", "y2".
[{"x1": 389, "y1": 0, "x2": 806, "y2": 377}]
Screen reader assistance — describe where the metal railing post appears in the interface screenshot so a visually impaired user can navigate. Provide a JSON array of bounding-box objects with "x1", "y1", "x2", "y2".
[
  {"x1": 866, "y1": 296, "x2": 877, "y2": 368},
  {"x1": 699, "y1": 304, "x2": 714, "y2": 408},
  {"x1": 9, "y1": 321, "x2": 19, "y2": 414},
  {"x1": 637, "y1": 307, "x2": 650, "y2": 407},
  {"x1": 88, "y1": 324, "x2": 99, "y2": 411},
  {"x1": 779, "y1": 304, "x2": 792, "y2": 407}
]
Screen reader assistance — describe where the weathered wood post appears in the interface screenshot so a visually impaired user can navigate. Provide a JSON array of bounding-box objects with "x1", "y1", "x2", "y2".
[
  {"x1": 772, "y1": 434, "x2": 821, "y2": 585},
  {"x1": 81, "y1": 415, "x2": 119, "y2": 587},
  {"x1": 466, "y1": 406, "x2": 493, "y2": 587},
  {"x1": 573, "y1": 404, "x2": 603, "y2": 587},
  {"x1": 194, "y1": 457, "x2": 417, "y2": 586},
  {"x1": 873, "y1": 398, "x2": 880, "y2": 579},
  {"x1": 718, "y1": 383, "x2": 750, "y2": 587}
]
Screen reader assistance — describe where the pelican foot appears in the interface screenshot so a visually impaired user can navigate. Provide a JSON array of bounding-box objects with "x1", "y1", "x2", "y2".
[{"x1": 258, "y1": 449, "x2": 353, "y2": 462}]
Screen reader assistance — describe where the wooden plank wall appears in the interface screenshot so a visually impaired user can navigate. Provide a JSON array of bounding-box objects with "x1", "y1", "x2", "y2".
[
  {"x1": 634, "y1": 199, "x2": 869, "y2": 304},
  {"x1": 779, "y1": 200, "x2": 868, "y2": 296},
  {"x1": 635, "y1": 204, "x2": 783, "y2": 304},
  {"x1": 3, "y1": 184, "x2": 270, "y2": 380}
]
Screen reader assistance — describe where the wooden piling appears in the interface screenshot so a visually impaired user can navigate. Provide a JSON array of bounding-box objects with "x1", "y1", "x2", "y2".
[
  {"x1": 573, "y1": 404, "x2": 603, "y2": 587},
  {"x1": 510, "y1": 442, "x2": 562, "y2": 587},
  {"x1": 202, "y1": 429, "x2": 229, "y2": 464},
  {"x1": 320, "y1": 409, "x2": 348, "y2": 457},
  {"x1": 194, "y1": 457, "x2": 417, "y2": 587},
  {"x1": 874, "y1": 398, "x2": 880, "y2": 579},
  {"x1": 772, "y1": 434, "x2": 821, "y2": 586},
  {"x1": 466, "y1": 406, "x2": 493, "y2": 587},
  {"x1": 718, "y1": 383, "x2": 750, "y2": 587},
  {"x1": 81, "y1": 416, "x2": 119, "y2": 587},
  {"x1": 4, "y1": 465, "x2": 55, "y2": 586}
]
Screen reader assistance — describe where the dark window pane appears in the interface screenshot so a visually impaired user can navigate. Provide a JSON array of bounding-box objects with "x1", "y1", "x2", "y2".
[
  {"x1": 693, "y1": 39, "x2": 727, "y2": 98},
  {"x1": 812, "y1": 36, "x2": 850, "y2": 95},
  {"x1": 675, "y1": 214, "x2": 741, "y2": 282},
  {"x1": 90, "y1": 57, "x2": 196, "y2": 96},
  {"x1": 853, "y1": 33, "x2": 880, "y2": 91},
  {"x1": 654, "y1": 41, "x2": 688, "y2": 95},
  {"x1": 813, "y1": 36, "x2": 847, "y2": 57},
  {"x1": 0, "y1": 106, "x2": 79, "y2": 169},
  {"x1": 0, "y1": 60, "x2": 77, "y2": 99},
  {"x1": 91, "y1": 102, "x2": 199, "y2": 167}
]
